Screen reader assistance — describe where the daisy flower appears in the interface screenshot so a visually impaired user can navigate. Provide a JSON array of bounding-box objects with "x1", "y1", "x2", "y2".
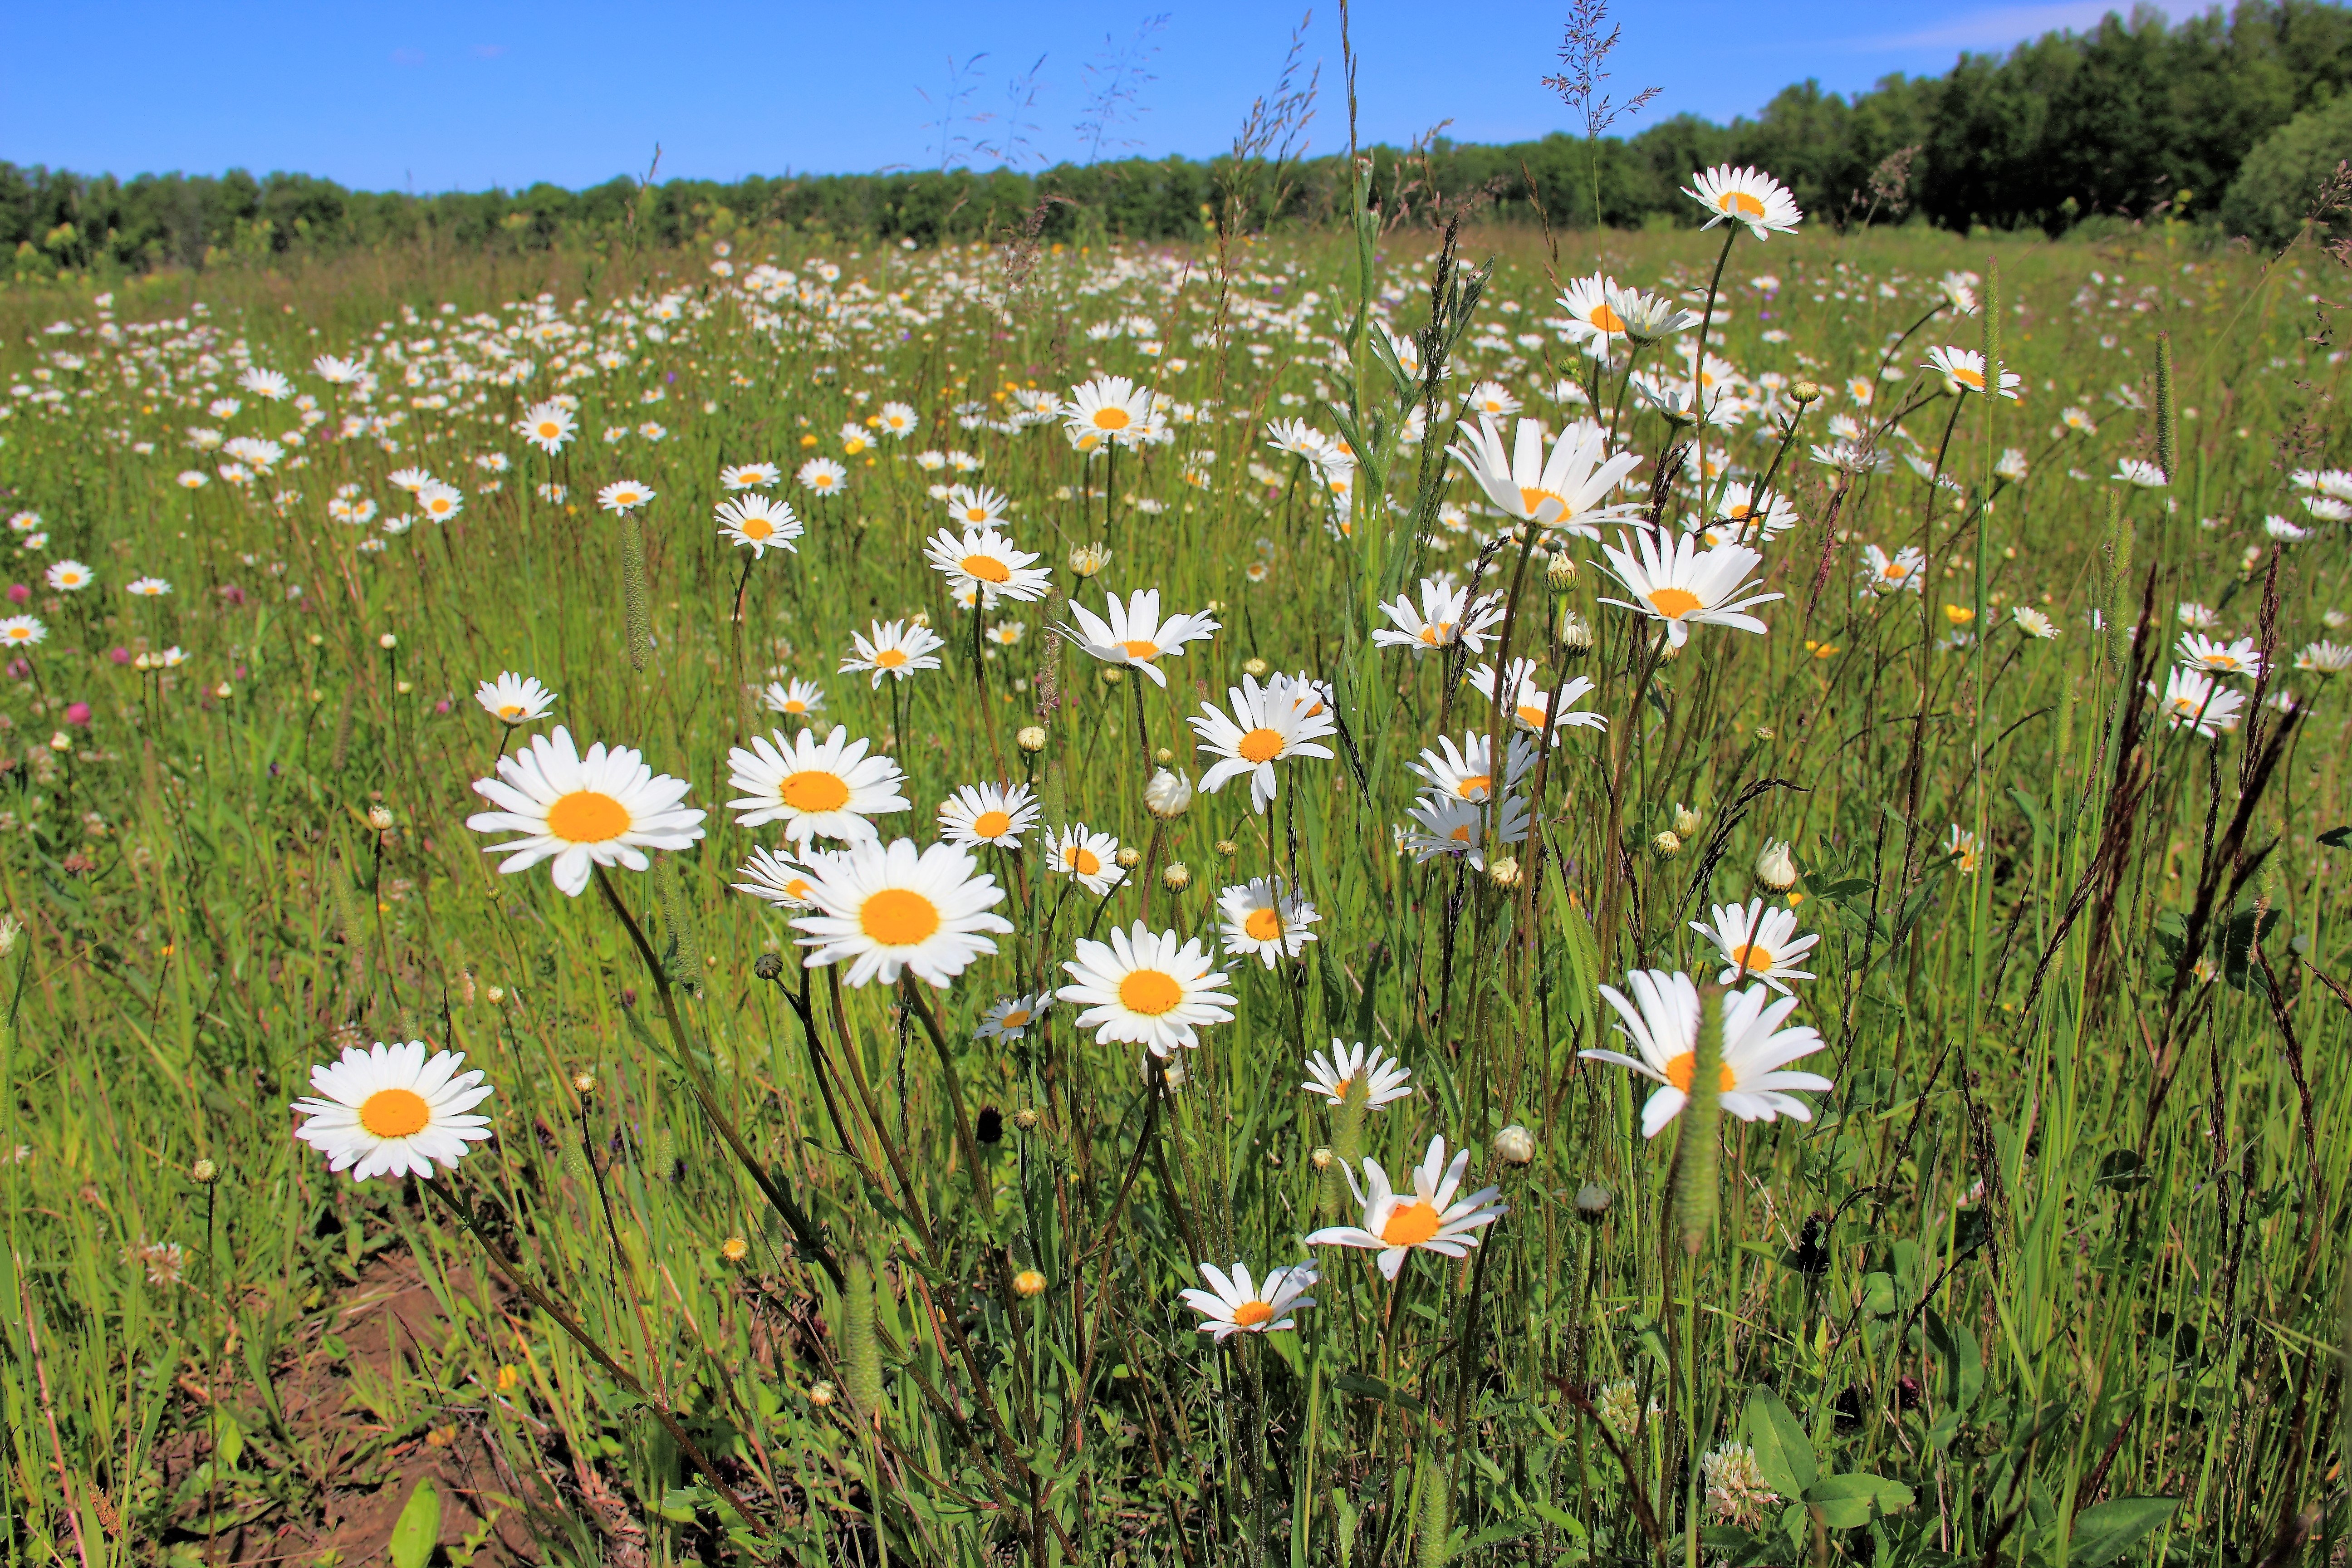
[
  {"x1": 1217, "y1": 876, "x2": 1320, "y2": 967},
  {"x1": 238, "y1": 366, "x2": 294, "y2": 401},
  {"x1": 313, "y1": 354, "x2": 361, "y2": 384},
  {"x1": 1191, "y1": 673, "x2": 1338, "y2": 814},
  {"x1": 1598, "y1": 529, "x2": 1780, "y2": 648},
  {"x1": 762, "y1": 678, "x2": 826, "y2": 718},
  {"x1": 1689, "y1": 899, "x2": 1820, "y2": 994},
  {"x1": 44, "y1": 560, "x2": 93, "y2": 592},
  {"x1": 125, "y1": 577, "x2": 172, "y2": 598},
  {"x1": 732, "y1": 844, "x2": 827, "y2": 910},
  {"x1": 841, "y1": 619, "x2": 946, "y2": 686},
  {"x1": 1046, "y1": 824, "x2": 1126, "y2": 896},
  {"x1": 1468, "y1": 381, "x2": 1521, "y2": 420},
  {"x1": 1061, "y1": 589, "x2": 1221, "y2": 686},
  {"x1": 1465, "y1": 660, "x2": 1605, "y2": 743},
  {"x1": 877, "y1": 402, "x2": 918, "y2": 438},
  {"x1": 408, "y1": 481, "x2": 460, "y2": 524},
  {"x1": 1373, "y1": 577, "x2": 1505, "y2": 654},
  {"x1": 715, "y1": 494, "x2": 804, "y2": 557},
  {"x1": 1697, "y1": 483, "x2": 1800, "y2": 547},
  {"x1": 975, "y1": 993, "x2": 1050, "y2": 1042},
  {"x1": 1265, "y1": 418, "x2": 1333, "y2": 464},
  {"x1": 1064, "y1": 374, "x2": 1155, "y2": 445},
  {"x1": 1300, "y1": 1040, "x2": 1413, "y2": 1109},
  {"x1": 725, "y1": 725, "x2": 909, "y2": 843},
  {"x1": 1448, "y1": 416, "x2": 1643, "y2": 536},
  {"x1": 2295, "y1": 640, "x2": 2352, "y2": 673},
  {"x1": 0, "y1": 617, "x2": 47, "y2": 647},
  {"x1": 1180, "y1": 1261, "x2": 1318, "y2": 1341},
  {"x1": 1682, "y1": 164, "x2": 1803, "y2": 239},
  {"x1": 466, "y1": 727, "x2": 705, "y2": 897},
  {"x1": 1922, "y1": 346, "x2": 2022, "y2": 400},
  {"x1": 291, "y1": 1040, "x2": 495, "y2": 1183},
  {"x1": 1399, "y1": 791, "x2": 1530, "y2": 869},
  {"x1": 1943, "y1": 824, "x2": 1981, "y2": 872},
  {"x1": 1556, "y1": 272, "x2": 1629, "y2": 353},
  {"x1": 387, "y1": 466, "x2": 432, "y2": 494},
  {"x1": 1609, "y1": 287, "x2": 1702, "y2": 344},
  {"x1": 942, "y1": 484, "x2": 1012, "y2": 528},
  {"x1": 2154, "y1": 666, "x2": 2244, "y2": 737},
  {"x1": 938, "y1": 781, "x2": 1040, "y2": 849},
  {"x1": 1857, "y1": 544, "x2": 1926, "y2": 594},
  {"x1": 925, "y1": 525, "x2": 1052, "y2": 603},
  {"x1": 597, "y1": 478, "x2": 655, "y2": 513},
  {"x1": 791, "y1": 838, "x2": 1012, "y2": 989},
  {"x1": 720, "y1": 462, "x2": 782, "y2": 490},
  {"x1": 518, "y1": 401, "x2": 577, "y2": 453},
  {"x1": 474, "y1": 671, "x2": 556, "y2": 725},
  {"x1": 2112, "y1": 458, "x2": 2167, "y2": 489},
  {"x1": 1304, "y1": 1135, "x2": 1507, "y2": 1281},
  {"x1": 2013, "y1": 607, "x2": 2060, "y2": 639},
  {"x1": 1578, "y1": 969, "x2": 1832, "y2": 1138},
  {"x1": 798, "y1": 456, "x2": 849, "y2": 497},
  {"x1": 1408, "y1": 730, "x2": 1538, "y2": 805},
  {"x1": 1058, "y1": 922, "x2": 1236, "y2": 1056},
  {"x1": 2177, "y1": 632, "x2": 2262, "y2": 680}
]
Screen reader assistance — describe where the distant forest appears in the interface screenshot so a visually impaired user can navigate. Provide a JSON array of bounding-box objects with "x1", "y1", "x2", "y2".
[{"x1": 7, "y1": 0, "x2": 2352, "y2": 280}]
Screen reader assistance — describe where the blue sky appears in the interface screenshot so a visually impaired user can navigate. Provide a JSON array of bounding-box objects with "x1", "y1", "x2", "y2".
[{"x1": 2, "y1": 0, "x2": 2161, "y2": 191}]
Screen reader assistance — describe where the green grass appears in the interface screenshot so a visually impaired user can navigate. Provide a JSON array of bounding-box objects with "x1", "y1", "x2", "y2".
[{"x1": 0, "y1": 209, "x2": 2345, "y2": 1568}]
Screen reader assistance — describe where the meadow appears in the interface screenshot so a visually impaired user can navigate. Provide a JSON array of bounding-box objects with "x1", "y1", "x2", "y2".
[{"x1": 0, "y1": 176, "x2": 2346, "y2": 1568}]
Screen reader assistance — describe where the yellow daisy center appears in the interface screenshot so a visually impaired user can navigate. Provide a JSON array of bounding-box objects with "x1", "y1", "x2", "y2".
[
  {"x1": 1454, "y1": 774, "x2": 1492, "y2": 801},
  {"x1": 781, "y1": 699, "x2": 807, "y2": 713},
  {"x1": 1516, "y1": 703, "x2": 1548, "y2": 728},
  {"x1": 1000, "y1": 1008, "x2": 1031, "y2": 1029},
  {"x1": 1590, "y1": 302, "x2": 1627, "y2": 333},
  {"x1": 1448, "y1": 823, "x2": 1474, "y2": 842},
  {"x1": 1118, "y1": 968, "x2": 1183, "y2": 1016},
  {"x1": 1728, "y1": 942, "x2": 1774, "y2": 973},
  {"x1": 1236, "y1": 727, "x2": 1285, "y2": 763},
  {"x1": 781, "y1": 770, "x2": 852, "y2": 812},
  {"x1": 971, "y1": 809, "x2": 1013, "y2": 838},
  {"x1": 963, "y1": 554, "x2": 1010, "y2": 583},
  {"x1": 741, "y1": 517, "x2": 773, "y2": 539},
  {"x1": 964, "y1": 507, "x2": 990, "y2": 523},
  {"x1": 875, "y1": 648, "x2": 908, "y2": 668},
  {"x1": 1243, "y1": 907, "x2": 1284, "y2": 941},
  {"x1": 1122, "y1": 639, "x2": 1160, "y2": 660},
  {"x1": 1064, "y1": 846, "x2": 1102, "y2": 876},
  {"x1": 545, "y1": 789, "x2": 631, "y2": 843},
  {"x1": 497, "y1": 703, "x2": 524, "y2": 720},
  {"x1": 359, "y1": 1087, "x2": 432, "y2": 1139},
  {"x1": 1381, "y1": 1200, "x2": 1443, "y2": 1247},
  {"x1": 537, "y1": 422, "x2": 561, "y2": 438},
  {"x1": 1951, "y1": 367, "x2": 1984, "y2": 390},
  {"x1": 1093, "y1": 407, "x2": 1132, "y2": 431},
  {"x1": 1230, "y1": 1300, "x2": 1275, "y2": 1328},
  {"x1": 1519, "y1": 486, "x2": 1563, "y2": 516},
  {"x1": 1719, "y1": 190, "x2": 1766, "y2": 219},
  {"x1": 1647, "y1": 586, "x2": 1705, "y2": 619},
  {"x1": 860, "y1": 888, "x2": 941, "y2": 946},
  {"x1": 1663, "y1": 1053, "x2": 1738, "y2": 1093}
]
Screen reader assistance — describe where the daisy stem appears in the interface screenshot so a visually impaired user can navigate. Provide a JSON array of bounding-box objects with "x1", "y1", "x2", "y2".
[
  {"x1": 414, "y1": 1174, "x2": 768, "y2": 1544},
  {"x1": 971, "y1": 599, "x2": 1006, "y2": 783},
  {"x1": 1688, "y1": 224, "x2": 1740, "y2": 524}
]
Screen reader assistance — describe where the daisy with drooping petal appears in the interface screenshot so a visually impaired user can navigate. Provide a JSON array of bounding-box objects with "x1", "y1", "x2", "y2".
[
  {"x1": 791, "y1": 837, "x2": 1012, "y2": 989},
  {"x1": 1409, "y1": 730, "x2": 1539, "y2": 805},
  {"x1": 1694, "y1": 483, "x2": 1800, "y2": 547},
  {"x1": 0, "y1": 616, "x2": 46, "y2": 648},
  {"x1": 466, "y1": 727, "x2": 706, "y2": 897},
  {"x1": 1557, "y1": 272, "x2": 1629, "y2": 353},
  {"x1": 1191, "y1": 673, "x2": 1338, "y2": 814},
  {"x1": 798, "y1": 456, "x2": 848, "y2": 497},
  {"x1": 1857, "y1": 544, "x2": 1926, "y2": 595},
  {"x1": 926, "y1": 525, "x2": 1053, "y2": 603},
  {"x1": 762, "y1": 678, "x2": 826, "y2": 718},
  {"x1": 1689, "y1": 899, "x2": 1820, "y2": 995},
  {"x1": 720, "y1": 462, "x2": 781, "y2": 490},
  {"x1": 1300, "y1": 1040, "x2": 1413, "y2": 1109},
  {"x1": 975, "y1": 992, "x2": 1050, "y2": 1042},
  {"x1": 475, "y1": 671, "x2": 556, "y2": 726},
  {"x1": 2113, "y1": 458, "x2": 2167, "y2": 489},
  {"x1": 1579, "y1": 969, "x2": 1833, "y2": 1138},
  {"x1": 518, "y1": 401, "x2": 577, "y2": 454},
  {"x1": 841, "y1": 619, "x2": 946, "y2": 686},
  {"x1": 1682, "y1": 164, "x2": 1803, "y2": 239},
  {"x1": 1181, "y1": 1262, "x2": 1318, "y2": 1341},
  {"x1": 2154, "y1": 666, "x2": 2244, "y2": 737},
  {"x1": 1942, "y1": 824, "x2": 1981, "y2": 872},
  {"x1": 1448, "y1": 416, "x2": 1644, "y2": 536},
  {"x1": 1304, "y1": 1135, "x2": 1507, "y2": 1281},
  {"x1": 1373, "y1": 577, "x2": 1505, "y2": 654},
  {"x1": 725, "y1": 725, "x2": 909, "y2": 843},
  {"x1": 2177, "y1": 632, "x2": 2262, "y2": 680},
  {"x1": 1465, "y1": 659, "x2": 1606, "y2": 744},
  {"x1": 1399, "y1": 791, "x2": 1531, "y2": 870},
  {"x1": 938, "y1": 782, "x2": 1040, "y2": 849},
  {"x1": 1058, "y1": 922, "x2": 1235, "y2": 1056},
  {"x1": 1597, "y1": 529, "x2": 1779, "y2": 648},
  {"x1": 1061, "y1": 589, "x2": 1221, "y2": 686},
  {"x1": 715, "y1": 494, "x2": 804, "y2": 557},
  {"x1": 45, "y1": 560, "x2": 92, "y2": 592},
  {"x1": 1046, "y1": 824, "x2": 1126, "y2": 896},
  {"x1": 1064, "y1": 374, "x2": 1155, "y2": 446},
  {"x1": 942, "y1": 484, "x2": 1012, "y2": 528},
  {"x1": 1923, "y1": 346, "x2": 2022, "y2": 400},
  {"x1": 597, "y1": 478, "x2": 655, "y2": 513},
  {"x1": 239, "y1": 366, "x2": 294, "y2": 401},
  {"x1": 292, "y1": 1040, "x2": 495, "y2": 1183},
  {"x1": 125, "y1": 576, "x2": 172, "y2": 598},
  {"x1": 1217, "y1": 876, "x2": 1320, "y2": 967},
  {"x1": 732, "y1": 844, "x2": 828, "y2": 909}
]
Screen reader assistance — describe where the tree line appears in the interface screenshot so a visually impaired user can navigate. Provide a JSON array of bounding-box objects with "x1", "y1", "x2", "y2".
[{"x1": 7, "y1": 0, "x2": 2351, "y2": 283}]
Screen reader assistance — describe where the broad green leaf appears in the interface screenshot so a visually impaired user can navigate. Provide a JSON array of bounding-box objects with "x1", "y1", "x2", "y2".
[
  {"x1": 1740, "y1": 1387, "x2": 1817, "y2": 1499},
  {"x1": 2059, "y1": 1497, "x2": 2178, "y2": 1566},
  {"x1": 389, "y1": 1478, "x2": 442, "y2": 1568},
  {"x1": 1803, "y1": 1471, "x2": 1912, "y2": 1529}
]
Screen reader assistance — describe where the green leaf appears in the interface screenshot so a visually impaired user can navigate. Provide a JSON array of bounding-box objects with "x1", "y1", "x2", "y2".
[
  {"x1": 390, "y1": 1477, "x2": 443, "y2": 1568},
  {"x1": 2318, "y1": 825, "x2": 2352, "y2": 848},
  {"x1": 1861, "y1": 1271, "x2": 1898, "y2": 1317},
  {"x1": 2058, "y1": 1497, "x2": 2177, "y2": 1566},
  {"x1": 1803, "y1": 1471, "x2": 1912, "y2": 1529},
  {"x1": 1740, "y1": 1387, "x2": 1817, "y2": 1499},
  {"x1": 1527, "y1": 1499, "x2": 1588, "y2": 1540}
]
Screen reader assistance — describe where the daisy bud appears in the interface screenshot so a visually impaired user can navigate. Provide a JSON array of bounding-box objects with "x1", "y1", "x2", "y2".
[
  {"x1": 1013, "y1": 1107, "x2": 1042, "y2": 1132},
  {"x1": 377, "y1": 633, "x2": 397, "y2": 650},
  {"x1": 1560, "y1": 610, "x2": 1594, "y2": 657},
  {"x1": 1242, "y1": 657, "x2": 1269, "y2": 677},
  {"x1": 1153, "y1": 746, "x2": 1174, "y2": 765},
  {"x1": 1545, "y1": 553, "x2": 1578, "y2": 591},
  {"x1": 1492, "y1": 1125, "x2": 1536, "y2": 1164},
  {"x1": 1574, "y1": 1181, "x2": 1613, "y2": 1220},
  {"x1": 1160, "y1": 1059, "x2": 1189, "y2": 1090},
  {"x1": 366, "y1": 804, "x2": 394, "y2": 831},
  {"x1": 1101, "y1": 666, "x2": 1126, "y2": 686},
  {"x1": 1015, "y1": 725, "x2": 1048, "y2": 753},
  {"x1": 1068, "y1": 543, "x2": 1111, "y2": 577},
  {"x1": 1311, "y1": 1146, "x2": 1333, "y2": 1169},
  {"x1": 1114, "y1": 846, "x2": 1142, "y2": 869},
  {"x1": 720, "y1": 1236, "x2": 748, "y2": 1263},
  {"x1": 1161, "y1": 861, "x2": 1191, "y2": 892},
  {"x1": 486, "y1": 985, "x2": 506, "y2": 1004},
  {"x1": 573, "y1": 1070, "x2": 597, "y2": 1095},
  {"x1": 1013, "y1": 1268, "x2": 1048, "y2": 1298},
  {"x1": 1755, "y1": 838, "x2": 1798, "y2": 891},
  {"x1": 754, "y1": 951, "x2": 784, "y2": 980},
  {"x1": 1488, "y1": 855, "x2": 1523, "y2": 889},
  {"x1": 1790, "y1": 380, "x2": 1822, "y2": 404},
  {"x1": 48, "y1": 731, "x2": 71, "y2": 752},
  {"x1": 808, "y1": 1379, "x2": 838, "y2": 1408},
  {"x1": 0, "y1": 916, "x2": 22, "y2": 957},
  {"x1": 1673, "y1": 803, "x2": 1703, "y2": 839},
  {"x1": 1651, "y1": 829, "x2": 1683, "y2": 859},
  {"x1": 1215, "y1": 839, "x2": 1239, "y2": 858},
  {"x1": 191, "y1": 1158, "x2": 218, "y2": 1185},
  {"x1": 1145, "y1": 768, "x2": 1194, "y2": 818}
]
